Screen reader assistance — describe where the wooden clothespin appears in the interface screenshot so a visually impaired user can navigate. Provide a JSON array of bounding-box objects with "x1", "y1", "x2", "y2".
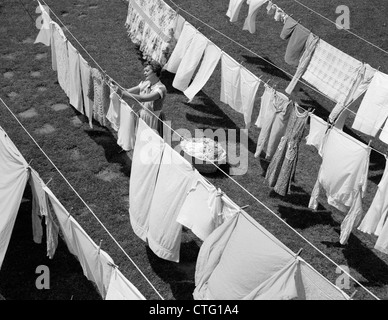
[
  {"x1": 45, "y1": 177, "x2": 53, "y2": 186},
  {"x1": 241, "y1": 205, "x2": 250, "y2": 210},
  {"x1": 28, "y1": 159, "x2": 34, "y2": 165},
  {"x1": 97, "y1": 240, "x2": 103, "y2": 254},
  {"x1": 107, "y1": 261, "x2": 119, "y2": 269},
  {"x1": 295, "y1": 248, "x2": 303, "y2": 257},
  {"x1": 368, "y1": 140, "x2": 372, "y2": 147},
  {"x1": 349, "y1": 290, "x2": 358, "y2": 300}
]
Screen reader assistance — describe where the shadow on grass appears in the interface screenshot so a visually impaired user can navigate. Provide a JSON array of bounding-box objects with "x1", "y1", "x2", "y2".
[
  {"x1": 241, "y1": 55, "x2": 291, "y2": 81},
  {"x1": 0, "y1": 185, "x2": 101, "y2": 300},
  {"x1": 145, "y1": 238, "x2": 199, "y2": 300},
  {"x1": 84, "y1": 128, "x2": 133, "y2": 177}
]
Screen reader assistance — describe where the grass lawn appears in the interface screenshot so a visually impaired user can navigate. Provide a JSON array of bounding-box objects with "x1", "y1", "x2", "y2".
[{"x1": 0, "y1": 0, "x2": 388, "y2": 300}]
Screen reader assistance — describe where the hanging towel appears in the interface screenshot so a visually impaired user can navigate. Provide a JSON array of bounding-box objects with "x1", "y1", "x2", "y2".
[
  {"x1": 285, "y1": 33, "x2": 319, "y2": 94},
  {"x1": 67, "y1": 42, "x2": 84, "y2": 114},
  {"x1": 106, "y1": 88, "x2": 121, "y2": 132},
  {"x1": 254, "y1": 84, "x2": 273, "y2": 129},
  {"x1": 129, "y1": 118, "x2": 165, "y2": 242},
  {"x1": 176, "y1": 177, "x2": 240, "y2": 241},
  {"x1": 79, "y1": 53, "x2": 94, "y2": 129},
  {"x1": 305, "y1": 114, "x2": 327, "y2": 156},
  {"x1": 309, "y1": 127, "x2": 370, "y2": 244},
  {"x1": 105, "y1": 267, "x2": 146, "y2": 300},
  {"x1": 242, "y1": 0, "x2": 268, "y2": 34},
  {"x1": 183, "y1": 42, "x2": 222, "y2": 102},
  {"x1": 254, "y1": 88, "x2": 293, "y2": 160},
  {"x1": 34, "y1": 1, "x2": 51, "y2": 46},
  {"x1": 117, "y1": 100, "x2": 137, "y2": 151},
  {"x1": 172, "y1": 32, "x2": 208, "y2": 92},
  {"x1": 163, "y1": 22, "x2": 197, "y2": 73},
  {"x1": 352, "y1": 71, "x2": 388, "y2": 139},
  {"x1": 265, "y1": 104, "x2": 310, "y2": 196},
  {"x1": 28, "y1": 169, "x2": 59, "y2": 259},
  {"x1": 280, "y1": 17, "x2": 310, "y2": 67},
  {"x1": 226, "y1": 0, "x2": 246, "y2": 22},
  {"x1": 220, "y1": 53, "x2": 261, "y2": 129},
  {"x1": 0, "y1": 127, "x2": 30, "y2": 269},
  {"x1": 147, "y1": 144, "x2": 201, "y2": 262},
  {"x1": 358, "y1": 157, "x2": 388, "y2": 236}
]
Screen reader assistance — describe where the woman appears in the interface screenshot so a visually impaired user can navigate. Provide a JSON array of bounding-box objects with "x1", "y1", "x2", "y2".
[{"x1": 117, "y1": 60, "x2": 167, "y2": 137}]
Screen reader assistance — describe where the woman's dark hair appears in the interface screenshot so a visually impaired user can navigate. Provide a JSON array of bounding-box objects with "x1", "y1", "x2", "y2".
[{"x1": 144, "y1": 60, "x2": 163, "y2": 77}]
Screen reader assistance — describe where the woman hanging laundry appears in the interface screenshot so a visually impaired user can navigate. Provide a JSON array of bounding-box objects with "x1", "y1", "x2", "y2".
[{"x1": 115, "y1": 60, "x2": 167, "y2": 137}]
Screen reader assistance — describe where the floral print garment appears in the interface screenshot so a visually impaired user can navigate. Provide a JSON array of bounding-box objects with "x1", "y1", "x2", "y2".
[{"x1": 125, "y1": 0, "x2": 178, "y2": 65}]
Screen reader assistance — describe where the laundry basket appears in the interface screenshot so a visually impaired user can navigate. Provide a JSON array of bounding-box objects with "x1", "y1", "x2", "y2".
[{"x1": 180, "y1": 137, "x2": 227, "y2": 174}]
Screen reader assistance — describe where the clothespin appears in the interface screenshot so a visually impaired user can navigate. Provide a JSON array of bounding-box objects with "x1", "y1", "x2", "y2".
[
  {"x1": 295, "y1": 248, "x2": 303, "y2": 257},
  {"x1": 349, "y1": 290, "x2": 358, "y2": 300},
  {"x1": 297, "y1": 19, "x2": 301, "y2": 23},
  {"x1": 368, "y1": 140, "x2": 372, "y2": 147},
  {"x1": 28, "y1": 159, "x2": 34, "y2": 165},
  {"x1": 107, "y1": 261, "x2": 119, "y2": 269},
  {"x1": 45, "y1": 177, "x2": 53, "y2": 186},
  {"x1": 241, "y1": 205, "x2": 249, "y2": 210},
  {"x1": 97, "y1": 240, "x2": 103, "y2": 254}
]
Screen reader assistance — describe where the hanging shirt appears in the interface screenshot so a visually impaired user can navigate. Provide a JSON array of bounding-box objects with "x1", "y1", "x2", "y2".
[
  {"x1": 358, "y1": 157, "x2": 388, "y2": 236},
  {"x1": 308, "y1": 127, "x2": 370, "y2": 245},
  {"x1": 176, "y1": 177, "x2": 239, "y2": 241},
  {"x1": 106, "y1": 88, "x2": 121, "y2": 132},
  {"x1": 220, "y1": 53, "x2": 261, "y2": 129},
  {"x1": 117, "y1": 100, "x2": 137, "y2": 151},
  {"x1": 194, "y1": 211, "x2": 348, "y2": 300},
  {"x1": 34, "y1": 1, "x2": 51, "y2": 46},
  {"x1": 352, "y1": 71, "x2": 388, "y2": 139},
  {"x1": 0, "y1": 127, "x2": 30, "y2": 269},
  {"x1": 163, "y1": 22, "x2": 197, "y2": 73},
  {"x1": 173, "y1": 32, "x2": 208, "y2": 92},
  {"x1": 105, "y1": 267, "x2": 146, "y2": 300},
  {"x1": 254, "y1": 88, "x2": 293, "y2": 160},
  {"x1": 265, "y1": 104, "x2": 310, "y2": 196},
  {"x1": 305, "y1": 114, "x2": 328, "y2": 156},
  {"x1": 280, "y1": 17, "x2": 310, "y2": 67},
  {"x1": 67, "y1": 42, "x2": 84, "y2": 114},
  {"x1": 28, "y1": 168, "x2": 59, "y2": 259},
  {"x1": 242, "y1": 0, "x2": 268, "y2": 34},
  {"x1": 89, "y1": 68, "x2": 110, "y2": 127},
  {"x1": 183, "y1": 42, "x2": 222, "y2": 102},
  {"x1": 129, "y1": 118, "x2": 165, "y2": 242},
  {"x1": 147, "y1": 144, "x2": 201, "y2": 262},
  {"x1": 226, "y1": 0, "x2": 246, "y2": 22},
  {"x1": 79, "y1": 53, "x2": 94, "y2": 129},
  {"x1": 254, "y1": 84, "x2": 273, "y2": 129}
]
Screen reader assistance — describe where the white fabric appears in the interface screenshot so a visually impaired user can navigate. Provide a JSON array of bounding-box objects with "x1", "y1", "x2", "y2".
[
  {"x1": 129, "y1": 119, "x2": 165, "y2": 241},
  {"x1": 308, "y1": 127, "x2": 370, "y2": 244},
  {"x1": 117, "y1": 100, "x2": 136, "y2": 151},
  {"x1": 375, "y1": 217, "x2": 388, "y2": 254},
  {"x1": 45, "y1": 186, "x2": 114, "y2": 299},
  {"x1": 105, "y1": 267, "x2": 146, "y2": 300},
  {"x1": 173, "y1": 32, "x2": 208, "y2": 92},
  {"x1": 79, "y1": 53, "x2": 94, "y2": 129},
  {"x1": 305, "y1": 114, "x2": 328, "y2": 156},
  {"x1": 226, "y1": 0, "x2": 245, "y2": 22},
  {"x1": 147, "y1": 144, "x2": 201, "y2": 262},
  {"x1": 254, "y1": 84, "x2": 272, "y2": 129},
  {"x1": 28, "y1": 169, "x2": 59, "y2": 259},
  {"x1": 34, "y1": 1, "x2": 51, "y2": 46},
  {"x1": 194, "y1": 211, "x2": 348, "y2": 300},
  {"x1": 183, "y1": 42, "x2": 222, "y2": 102},
  {"x1": 220, "y1": 53, "x2": 261, "y2": 128},
  {"x1": 352, "y1": 71, "x2": 388, "y2": 139},
  {"x1": 106, "y1": 88, "x2": 121, "y2": 132},
  {"x1": 177, "y1": 177, "x2": 239, "y2": 241},
  {"x1": 163, "y1": 22, "x2": 197, "y2": 73},
  {"x1": 0, "y1": 127, "x2": 30, "y2": 269},
  {"x1": 67, "y1": 42, "x2": 84, "y2": 114},
  {"x1": 358, "y1": 157, "x2": 388, "y2": 236},
  {"x1": 242, "y1": 0, "x2": 268, "y2": 33}
]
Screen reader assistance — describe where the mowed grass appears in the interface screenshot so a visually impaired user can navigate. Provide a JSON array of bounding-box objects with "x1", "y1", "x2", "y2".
[{"x1": 0, "y1": 0, "x2": 388, "y2": 300}]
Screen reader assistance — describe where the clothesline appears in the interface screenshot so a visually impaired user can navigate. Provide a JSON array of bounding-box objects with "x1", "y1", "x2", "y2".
[
  {"x1": 25, "y1": 0, "x2": 380, "y2": 299},
  {"x1": 292, "y1": 0, "x2": 388, "y2": 57},
  {"x1": 167, "y1": 0, "x2": 388, "y2": 156},
  {"x1": 0, "y1": 96, "x2": 165, "y2": 300}
]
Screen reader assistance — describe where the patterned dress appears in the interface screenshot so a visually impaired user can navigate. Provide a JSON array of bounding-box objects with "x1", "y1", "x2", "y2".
[
  {"x1": 265, "y1": 104, "x2": 310, "y2": 196},
  {"x1": 88, "y1": 68, "x2": 110, "y2": 127}
]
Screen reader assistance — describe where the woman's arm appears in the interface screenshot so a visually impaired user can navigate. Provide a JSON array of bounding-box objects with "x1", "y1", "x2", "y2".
[{"x1": 123, "y1": 91, "x2": 161, "y2": 103}]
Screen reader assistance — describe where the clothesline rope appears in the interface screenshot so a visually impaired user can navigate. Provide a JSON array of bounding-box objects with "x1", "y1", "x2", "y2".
[
  {"x1": 292, "y1": 0, "x2": 388, "y2": 57},
  {"x1": 0, "y1": 97, "x2": 164, "y2": 301},
  {"x1": 167, "y1": 0, "x2": 388, "y2": 156},
  {"x1": 24, "y1": 0, "x2": 380, "y2": 300}
]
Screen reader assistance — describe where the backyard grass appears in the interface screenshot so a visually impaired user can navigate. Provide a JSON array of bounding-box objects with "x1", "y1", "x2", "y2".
[{"x1": 0, "y1": 0, "x2": 388, "y2": 300}]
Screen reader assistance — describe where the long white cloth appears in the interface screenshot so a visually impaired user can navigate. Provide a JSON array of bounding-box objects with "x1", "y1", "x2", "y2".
[
  {"x1": 79, "y1": 53, "x2": 94, "y2": 128},
  {"x1": 0, "y1": 127, "x2": 30, "y2": 269},
  {"x1": 242, "y1": 0, "x2": 268, "y2": 33},
  {"x1": 67, "y1": 42, "x2": 84, "y2": 114},
  {"x1": 34, "y1": 1, "x2": 51, "y2": 46},
  {"x1": 105, "y1": 267, "x2": 146, "y2": 300},
  {"x1": 129, "y1": 119, "x2": 165, "y2": 241},
  {"x1": 117, "y1": 100, "x2": 136, "y2": 151}
]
